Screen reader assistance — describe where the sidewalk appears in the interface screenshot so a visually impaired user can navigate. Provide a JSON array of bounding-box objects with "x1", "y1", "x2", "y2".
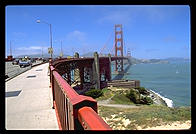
[{"x1": 5, "y1": 63, "x2": 59, "y2": 130}]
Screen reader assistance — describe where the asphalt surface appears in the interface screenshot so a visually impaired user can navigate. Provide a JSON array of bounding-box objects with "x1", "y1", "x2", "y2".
[{"x1": 5, "y1": 60, "x2": 44, "y2": 81}]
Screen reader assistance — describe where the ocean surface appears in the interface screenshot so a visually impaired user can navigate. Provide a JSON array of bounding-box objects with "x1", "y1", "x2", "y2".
[{"x1": 111, "y1": 60, "x2": 191, "y2": 107}]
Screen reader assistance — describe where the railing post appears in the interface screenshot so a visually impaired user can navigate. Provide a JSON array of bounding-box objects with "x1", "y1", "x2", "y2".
[
  {"x1": 49, "y1": 59, "x2": 53, "y2": 84},
  {"x1": 79, "y1": 67, "x2": 84, "y2": 90},
  {"x1": 50, "y1": 65, "x2": 56, "y2": 109},
  {"x1": 49, "y1": 60, "x2": 51, "y2": 83}
]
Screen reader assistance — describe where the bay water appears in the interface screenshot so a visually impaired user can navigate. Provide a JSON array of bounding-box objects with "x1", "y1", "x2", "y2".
[{"x1": 111, "y1": 60, "x2": 191, "y2": 107}]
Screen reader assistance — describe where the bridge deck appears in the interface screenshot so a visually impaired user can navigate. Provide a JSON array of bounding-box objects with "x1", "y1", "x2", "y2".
[{"x1": 5, "y1": 63, "x2": 59, "y2": 130}]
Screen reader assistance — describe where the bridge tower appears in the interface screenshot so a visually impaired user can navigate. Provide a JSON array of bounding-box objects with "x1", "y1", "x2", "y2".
[
  {"x1": 127, "y1": 48, "x2": 131, "y2": 57},
  {"x1": 115, "y1": 24, "x2": 124, "y2": 73}
]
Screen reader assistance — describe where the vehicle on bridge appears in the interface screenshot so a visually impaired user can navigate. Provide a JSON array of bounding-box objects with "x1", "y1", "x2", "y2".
[
  {"x1": 19, "y1": 56, "x2": 32, "y2": 68},
  {"x1": 30, "y1": 58, "x2": 36, "y2": 63},
  {"x1": 12, "y1": 59, "x2": 19, "y2": 65}
]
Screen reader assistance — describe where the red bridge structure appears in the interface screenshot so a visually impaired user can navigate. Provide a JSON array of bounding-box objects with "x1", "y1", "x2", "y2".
[
  {"x1": 48, "y1": 24, "x2": 132, "y2": 130},
  {"x1": 49, "y1": 52, "x2": 128, "y2": 130},
  {"x1": 115, "y1": 24, "x2": 124, "y2": 73}
]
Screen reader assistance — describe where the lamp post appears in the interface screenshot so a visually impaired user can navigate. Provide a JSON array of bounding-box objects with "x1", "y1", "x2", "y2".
[{"x1": 36, "y1": 19, "x2": 53, "y2": 59}]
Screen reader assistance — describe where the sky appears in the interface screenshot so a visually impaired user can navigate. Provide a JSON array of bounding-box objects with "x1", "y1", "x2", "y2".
[{"x1": 5, "y1": 5, "x2": 190, "y2": 59}]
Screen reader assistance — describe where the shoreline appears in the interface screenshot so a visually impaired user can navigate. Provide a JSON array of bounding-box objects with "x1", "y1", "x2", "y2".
[
  {"x1": 98, "y1": 87, "x2": 191, "y2": 130},
  {"x1": 146, "y1": 89, "x2": 170, "y2": 107},
  {"x1": 106, "y1": 86, "x2": 190, "y2": 108},
  {"x1": 108, "y1": 86, "x2": 169, "y2": 107}
]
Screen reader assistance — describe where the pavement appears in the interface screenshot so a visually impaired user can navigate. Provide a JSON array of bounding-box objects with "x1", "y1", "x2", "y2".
[
  {"x1": 97, "y1": 96, "x2": 140, "y2": 109},
  {"x1": 5, "y1": 63, "x2": 59, "y2": 130}
]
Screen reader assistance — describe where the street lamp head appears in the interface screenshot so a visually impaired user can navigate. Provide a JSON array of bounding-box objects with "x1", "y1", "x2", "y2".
[{"x1": 36, "y1": 20, "x2": 41, "y2": 23}]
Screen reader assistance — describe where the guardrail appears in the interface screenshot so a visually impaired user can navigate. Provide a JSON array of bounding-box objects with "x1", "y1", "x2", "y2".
[
  {"x1": 78, "y1": 107, "x2": 111, "y2": 130},
  {"x1": 50, "y1": 63, "x2": 112, "y2": 130}
]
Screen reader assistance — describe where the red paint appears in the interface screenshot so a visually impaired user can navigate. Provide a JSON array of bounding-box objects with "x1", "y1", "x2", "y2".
[
  {"x1": 54, "y1": 101, "x2": 62, "y2": 130},
  {"x1": 53, "y1": 71, "x2": 78, "y2": 99},
  {"x1": 115, "y1": 24, "x2": 124, "y2": 72},
  {"x1": 71, "y1": 95, "x2": 97, "y2": 120},
  {"x1": 50, "y1": 58, "x2": 117, "y2": 130},
  {"x1": 78, "y1": 107, "x2": 112, "y2": 130}
]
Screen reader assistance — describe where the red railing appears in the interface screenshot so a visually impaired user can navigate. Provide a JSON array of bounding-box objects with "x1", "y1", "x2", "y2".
[
  {"x1": 78, "y1": 107, "x2": 111, "y2": 130},
  {"x1": 50, "y1": 64, "x2": 112, "y2": 130}
]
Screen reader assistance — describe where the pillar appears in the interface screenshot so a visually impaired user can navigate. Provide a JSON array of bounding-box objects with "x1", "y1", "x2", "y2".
[
  {"x1": 108, "y1": 53, "x2": 112, "y2": 81},
  {"x1": 79, "y1": 67, "x2": 84, "y2": 90},
  {"x1": 74, "y1": 52, "x2": 80, "y2": 85},
  {"x1": 74, "y1": 52, "x2": 79, "y2": 58},
  {"x1": 93, "y1": 52, "x2": 100, "y2": 89}
]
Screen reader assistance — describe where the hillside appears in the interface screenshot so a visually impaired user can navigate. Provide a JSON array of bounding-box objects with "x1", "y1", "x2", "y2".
[
  {"x1": 164, "y1": 57, "x2": 190, "y2": 62},
  {"x1": 98, "y1": 105, "x2": 191, "y2": 130},
  {"x1": 95, "y1": 88, "x2": 191, "y2": 130},
  {"x1": 15, "y1": 52, "x2": 189, "y2": 65},
  {"x1": 15, "y1": 53, "x2": 70, "y2": 58},
  {"x1": 128, "y1": 57, "x2": 169, "y2": 64}
]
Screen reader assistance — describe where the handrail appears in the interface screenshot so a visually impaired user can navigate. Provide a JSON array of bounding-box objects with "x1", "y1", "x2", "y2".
[
  {"x1": 50, "y1": 64, "x2": 111, "y2": 130},
  {"x1": 53, "y1": 70, "x2": 78, "y2": 99},
  {"x1": 51, "y1": 57, "x2": 127, "y2": 69},
  {"x1": 78, "y1": 107, "x2": 112, "y2": 130}
]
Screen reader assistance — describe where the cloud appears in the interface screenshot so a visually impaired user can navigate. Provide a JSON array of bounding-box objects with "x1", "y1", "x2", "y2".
[
  {"x1": 97, "y1": 6, "x2": 177, "y2": 26},
  {"x1": 30, "y1": 46, "x2": 43, "y2": 50},
  {"x1": 18, "y1": 46, "x2": 41, "y2": 50},
  {"x1": 97, "y1": 6, "x2": 167, "y2": 25},
  {"x1": 65, "y1": 30, "x2": 86, "y2": 42},
  {"x1": 140, "y1": 6, "x2": 166, "y2": 23},
  {"x1": 63, "y1": 30, "x2": 90, "y2": 55},
  {"x1": 98, "y1": 10, "x2": 133, "y2": 25},
  {"x1": 13, "y1": 46, "x2": 48, "y2": 56},
  {"x1": 17, "y1": 46, "x2": 48, "y2": 52}
]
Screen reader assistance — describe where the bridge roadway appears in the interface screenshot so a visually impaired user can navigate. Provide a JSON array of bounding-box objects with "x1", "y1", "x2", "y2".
[{"x1": 5, "y1": 63, "x2": 59, "y2": 130}]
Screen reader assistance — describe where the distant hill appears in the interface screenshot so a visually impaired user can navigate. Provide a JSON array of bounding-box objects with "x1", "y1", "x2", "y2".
[
  {"x1": 128, "y1": 57, "x2": 190, "y2": 64},
  {"x1": 81, "y1": 52, "x2": 94, "y2": 57},
  {"x1": 16, "y1": 53, "x2": 70, "y2": 58},
  {"x1": 15, "y1": 53, "x2": 189, "y2": 65},
  {"x1": 164, "y1": 57, "x2": 190, "y2": 62},
  {"x1": 80, "y1": 52, "x2": 170, "y2": 64},
  {"x1": 81, "y1": 52, "x2": 115, "y2": 57},
  {"x1": 16, "y1": 52, "x2": 113, "y2": 58},
  {"x1": 126, "y1": 57, "x2": 169, "y2": 64}
]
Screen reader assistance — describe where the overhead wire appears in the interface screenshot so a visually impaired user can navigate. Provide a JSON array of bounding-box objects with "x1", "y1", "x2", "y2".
[{"x1": 100, "y1": 30, "x2": 113, "y2": 56}]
